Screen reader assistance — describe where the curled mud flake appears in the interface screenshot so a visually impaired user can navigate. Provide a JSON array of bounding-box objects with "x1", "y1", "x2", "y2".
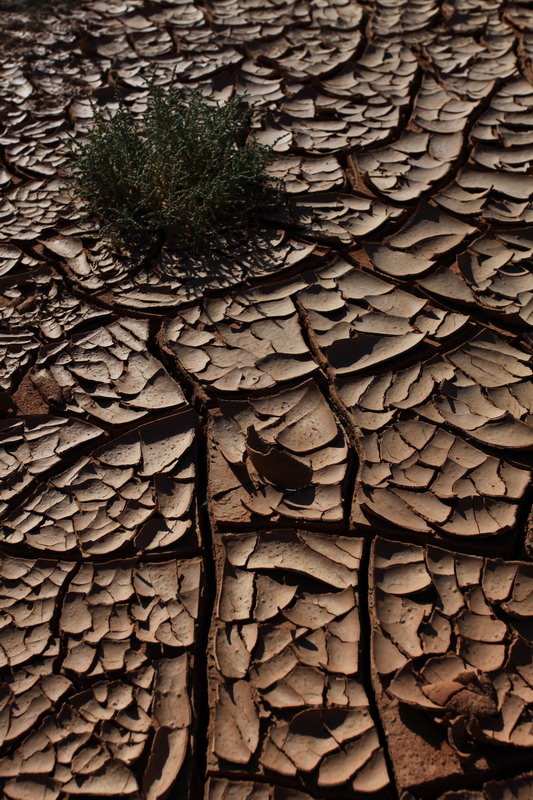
[
  {"x1": 4, "y1": 114, "x2": 69, "y2": 182},
  {"x1": 217, "y1": 565, "x2": 255, "y2": 624},
  {"x1": 209, "y1": 531, "x2": 388, "y2": 794},
  {"x1": 117, "y1": 18, "x2": 237, "y2": 82},
  {"x1": 31, "y1": 318, "x2": 186, "y2": 425},
  {"x1": 206, "y1": 777, "x2": 316, "y2": 798},
  {"x1": 0, "y1": 411, "x2": 199, "y2": 555},
  {"x1": 376, "y1": 560, "x2": 432, "y2": 596},
  {"x1": 471, "y1": 75, "x2": 533, "y2": 151},
  {"x1": 481, "y1": 562, "x2": 518, "y2": 605},
  {"x1": 0, "y1": 243, "x2": 39, "y2": 278},
  {"x1": 418, "y1": 264, "x2": 480, "y2": 307},
  {"x1": 214, "y1": 680, "x2": 260, "y2": 765},
  {"x1": 0, "y1": 510, "x2": 197, "y2": 794},
  {"x1": 471, "y1": 61, "x2": 529, "y2": 133},
  {"x1": 336, "y1": 359, "x2": 448, "y2": 432},
  {"x1": 266, "y1": 155, "x2": 344, "y2": 194},
  {"x1": 354, "y1": 418, "x2": 529, "y2": 541},
  {"x1": 318, "y1": 727, "x2": 384, "y2": 789},
  {"x1": 501, "y1": 564, "x2": 533, "y2": 618},
  {"x1": 225, "y1": 530, "x2": 360, "y2": 589},
  {"x1": 0, "y1": 180, "x2": 75, "y2": 243},
  {"x1": 284, "y1": 194, "x2": 402, "y2": 244},
  {"x1": 260, "y1": 707, "x2": 375, "y2": 775},
  {"x1": 371, "y1": 0, "x2": 439, "y2": 35},
  {"x1": 0, "y1": 330, "x2": 39, "y2": 394},
  {"x1": 46, "y1": 229, "x2": 317, "y2": 312},
  {"x1": 356, "y1": 134, "x2": 465, "y2": 205},
  {"x1": 244, "y1": 16, "x2": 362, "y2": 81},
  {"x1": 254, "y1": 575, "x2": 298, "y2": 622},
  {"x1": 60, "y1": 558, "x2": 201, "y2": 675},
  {"x1": 370, "y1": 538, "x2": 533, "y2": 792},
  {"x1": 317, "y1": 42, "x2": 418, "y2": 150},
  {"x1": 443, "y1": 0, "x2": 505, "y2": 32},
  {"x1": 0, "y1": 657, "x2": 72, "y2": 748},
  {"x1": 0, "y1": 416, "x2": 103, "y2": 515},
  {"x1": 209, "y1": 0, "x2": 361, "y2": 49},
  {"x1": 0, "y1": 677, "x2": 158, "y2": 796},
  {"x1": 208, "y1": 381, "x2": 348, "y2": 528},
  {"x1": 336, "y1": 329, "x2": 533, "y2": 457},
  {"x1": 447, "y1": 331, "x2": 531, "y2": 384},
  {"x1": 0, "y1": 555, "x2": 75, "y2": 671},
  {"x1": 482, "y1": 770, "x2": 533, "y2": 800},
  {"x1": 298, "y1": 257, "x2": 468, "y2": 379},
  {"x1": 142, "y1": 656, "x2": 193, "y2": 800},
  {"x1": 425, "y1": 21, "x2": 517, "y2": 101},
  {"x1": 0, "y1": 269, "x2": 110, "y2": 341},
  {"x1": 245, "y1": 427, "x2": 314, "y2": 491},
  {"x1": 412, "y1": 73, "x2": 479, "y2": 136},
  {"x1": 455, "y1": 228, "x2": 533, "y2": 329},
  {"x1": 135, "y1": 560, "x2": 201, "y2": 646},
  {"x1": 435, "y1": 169, "x2": 533, "y2": 225},
  {"x1": 161, "y1": 279, "x2": 318, "y2": 396},
  {"x1": 364, "y1": 203, "x2": 476, "y2": 278},
  {"x1": 1, "y1": 63, "x2": 33, "y2": 108},
  {"x1": 420, "y1": 667, "x2": 498, "y2": 719}
]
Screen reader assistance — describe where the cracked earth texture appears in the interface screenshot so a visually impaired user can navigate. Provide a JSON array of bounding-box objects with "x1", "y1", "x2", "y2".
[{"x1": 1, "y1": 0, "x2": 533, "y2": 798}]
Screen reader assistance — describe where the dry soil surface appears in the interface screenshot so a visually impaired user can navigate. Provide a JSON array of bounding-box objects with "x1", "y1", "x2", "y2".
[{"x1": 1, "y1": 1, "x2": 533, "y2": 799}]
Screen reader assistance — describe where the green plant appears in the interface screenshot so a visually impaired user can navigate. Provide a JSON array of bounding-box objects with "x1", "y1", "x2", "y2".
[{"x1": 69, "y1": 82, "x2": 284, "y2": 254}]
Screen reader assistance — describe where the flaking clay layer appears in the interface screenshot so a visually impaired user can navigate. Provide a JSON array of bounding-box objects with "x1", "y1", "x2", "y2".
[
  {"x1": 207, "y1": 381, "x2": 350, "y2": 529},
  {"x1": 206, "y1": 778, "x2": 317, "y2": 799},
  {"x1": 2, "y1": 0, "x2": 533, "y2": 798},
  {"x1": 0, "y1": 536, "x2": 203, "y2": 797},
  {"x1": 208, "y1": 531, "x2": 390, "y2": 798},
  {"x1": 0, "y1": 411, "x2": 201, "y2": 555},
  {"x1": 160, "y1": 278, "x2": 319, "y2": 397},
  {"x1": 370, "y1": 537, "x2": 533, "y2": 794},
  {"x1": 31, "y1": 318, "x2": 188, "y2": 425}
]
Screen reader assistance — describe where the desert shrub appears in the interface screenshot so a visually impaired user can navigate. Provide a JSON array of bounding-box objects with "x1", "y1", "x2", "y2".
[{"x1": 69, "y1": 83, "x2": 284, "y2": 253}]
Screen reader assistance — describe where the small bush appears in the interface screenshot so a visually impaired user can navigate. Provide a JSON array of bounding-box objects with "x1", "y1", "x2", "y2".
[{"x1": 69, "y1": 83, "x2": 284, "y2": 253}]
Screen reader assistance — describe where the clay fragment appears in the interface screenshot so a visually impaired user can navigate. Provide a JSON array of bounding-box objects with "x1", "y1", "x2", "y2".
[
  {"x1": 32, "y1": 318, "x2": 187, "y2": 425},
  {"x1": 161, "y1": 278, "x2": 318, "y2": 396},
  {"x1": 0, "y1": 411, "x2": 200, "y2": 554},
  {"x1": 0, "y1": 416, "x2": 103, "y2": 515},
  {"x1": 298, "y1": 257, "x2": 469, "y2": 379},
  {"x1": 209, "y1": 531, "x2": 389, "y2": 795},
  {"x1": 370, "y1": 537, "x2": 533, "y2": 794},
  {"x1": 208, "y1": 380, "x2": 349, "y2": 528}
]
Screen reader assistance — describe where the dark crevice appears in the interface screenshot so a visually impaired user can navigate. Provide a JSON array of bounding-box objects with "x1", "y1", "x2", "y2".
[
  {"x1": 186, "y1": 406, "x2": 217, "y2": 800},
  {"x1": 294, "y1": 296, "x2": 357, "y2": 533},
  {"x1": 357, "y1": 536, "x2": 399, "y2": 800},
  {"x1": 146, "y1": 306, "x2": 217, "y2": 800}
]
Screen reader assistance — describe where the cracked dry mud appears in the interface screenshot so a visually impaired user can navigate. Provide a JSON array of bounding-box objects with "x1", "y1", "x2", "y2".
[{"x1": 2, "y1": 1, "x2": 533, "y2": 799}]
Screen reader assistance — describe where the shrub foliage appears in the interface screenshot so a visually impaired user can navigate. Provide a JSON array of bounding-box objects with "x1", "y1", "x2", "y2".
[{"x1": 69, "y1": 84, "x2": 284, "y2": 252}]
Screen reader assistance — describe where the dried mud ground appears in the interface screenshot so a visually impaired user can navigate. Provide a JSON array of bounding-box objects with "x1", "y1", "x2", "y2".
[{"x1": 2, "y1": 0, "x2": 533, "y2": 799}]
